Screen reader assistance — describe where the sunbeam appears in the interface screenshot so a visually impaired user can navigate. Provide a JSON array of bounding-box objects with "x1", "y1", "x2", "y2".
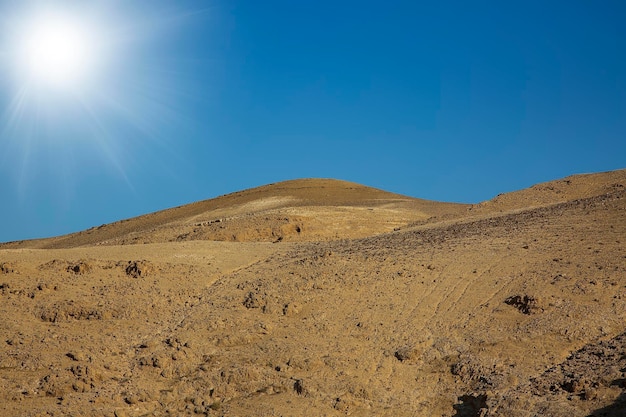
[{"x1": 0, "y1": 0, "x2": 207, "y2": 200}]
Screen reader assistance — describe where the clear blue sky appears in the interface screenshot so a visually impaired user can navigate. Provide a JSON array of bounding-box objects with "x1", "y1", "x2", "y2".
[{"x1": 0, "y1": 0, "x2": 625, "y2": 242}]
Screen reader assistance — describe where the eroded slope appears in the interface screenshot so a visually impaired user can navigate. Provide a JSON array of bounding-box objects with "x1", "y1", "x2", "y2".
[{"x1": 0, "y1": 170, "x2": 625, "y2": 416}]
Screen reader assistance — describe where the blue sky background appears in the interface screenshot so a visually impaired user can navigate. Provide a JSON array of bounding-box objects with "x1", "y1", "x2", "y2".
[{"x1": 0, "y1": 0, "x2": 625, "y2": 242}]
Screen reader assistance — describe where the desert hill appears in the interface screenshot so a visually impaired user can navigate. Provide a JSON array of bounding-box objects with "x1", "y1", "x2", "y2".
[
  {"x1": 1, "y1": 178, "x2": 467, "y2": 249},
  {"x1": 468, "y1": 169, "x2": 626, "y2": 215},
  {"x1": 1, "y1": 169, "x2": 625, "y2": 417}
]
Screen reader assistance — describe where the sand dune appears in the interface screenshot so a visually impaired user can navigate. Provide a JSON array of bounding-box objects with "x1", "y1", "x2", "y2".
[{"x1": 1, "y1": 170, "x2": 625, "y2": 416}]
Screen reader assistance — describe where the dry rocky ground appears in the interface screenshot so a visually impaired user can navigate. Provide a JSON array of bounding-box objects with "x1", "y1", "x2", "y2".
[{"x1": 0, "y1": 172, "x2": 625, "y2": 416}]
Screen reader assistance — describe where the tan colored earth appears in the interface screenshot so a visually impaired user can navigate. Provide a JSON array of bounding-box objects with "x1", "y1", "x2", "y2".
[{"x1": 1, "y1": 172, "x2": 625, "y2": 416}]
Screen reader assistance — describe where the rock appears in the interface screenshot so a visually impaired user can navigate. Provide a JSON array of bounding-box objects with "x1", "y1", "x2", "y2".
[
  {"x1": 66, "y1": 261, "x2": 91, "y2": 275},
  {"x1": 125, "y1": 261, "x2": 153, "y2": 278},
  {"x1": 66, "y1": 351, "x2": 89, "y2": 362},
  {"x1": 243, "y1": 291, "x2": 266, "y2": 309},
  {"x1": 583, "y1": 387, "x2": 597, "y2": 400},
  {"x1": 394, "y1": 345, "x2": 421, "y2": 362},
  {"x1": 293, "y1": 379, "x2": 305, "y2": 395},
  {"x1": 504, "y1": 295, "x2": 543, "y2": 314},
  {"x1": 0, "y1": 262, "x2": 15, "y2": 274},
  {"x1": 283, "y1": 302, "x2": 301, "y2": 316}
]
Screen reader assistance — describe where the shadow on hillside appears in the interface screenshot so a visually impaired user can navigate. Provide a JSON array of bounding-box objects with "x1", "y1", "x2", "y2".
[
  {"x1": 588, "y1": 392, "x2": 626, "y2": 417},
  {"x1": 451, "y1": 391, "x2": 626, "y2": 417},
  {"x1": 452, "y1": 394, "x2": 487, "y2": 417}
]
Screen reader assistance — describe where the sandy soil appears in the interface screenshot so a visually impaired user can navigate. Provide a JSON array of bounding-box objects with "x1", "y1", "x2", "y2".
[{"x1": 1, "y1": 171, "x2": 625, "y2": 416}]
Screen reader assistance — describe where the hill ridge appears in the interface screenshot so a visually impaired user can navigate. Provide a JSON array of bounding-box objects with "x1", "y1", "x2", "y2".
[
  {"x1": 2, "y1": 169, "x2": 625, "y2": 249},
  {"x1": 1, "y1": 178, "x2": 466, "y2": 249}
]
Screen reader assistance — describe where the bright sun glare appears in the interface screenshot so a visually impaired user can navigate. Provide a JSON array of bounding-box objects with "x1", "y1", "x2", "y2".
[
  {"x1": 21, "y1": 17, "x2": 90, "y2": 88},
  {"x1": 15, "y1": 11, "x2": 98, "y2": 91},
  {"x1": 1, "y1": 0, "x2": 202, "y2": 189}
]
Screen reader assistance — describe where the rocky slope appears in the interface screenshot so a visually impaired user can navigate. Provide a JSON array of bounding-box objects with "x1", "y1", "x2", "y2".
[{"x1": 0, "y1": 170, "x2": 625, "y2": 416}]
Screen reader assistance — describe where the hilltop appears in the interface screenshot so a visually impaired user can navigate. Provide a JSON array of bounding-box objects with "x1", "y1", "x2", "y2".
[{"x1": 1, "y1": 178, "x2": 467, "y2": 248}]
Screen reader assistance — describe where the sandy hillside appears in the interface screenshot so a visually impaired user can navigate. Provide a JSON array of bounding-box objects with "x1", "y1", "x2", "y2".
[
  {"x1": 1, "y1": 179, "x2": 467, "y2": 249},
  {"x1": 1, "y1": 170, "x2": 625, "y2": 417}
]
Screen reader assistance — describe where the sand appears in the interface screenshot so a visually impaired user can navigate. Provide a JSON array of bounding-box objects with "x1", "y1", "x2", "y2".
[{"x1": 1, "y1": 171, "x2": 625, "y2": 416}]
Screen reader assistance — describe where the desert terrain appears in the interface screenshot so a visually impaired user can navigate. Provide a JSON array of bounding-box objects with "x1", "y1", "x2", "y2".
[{"x1": 1, "y1": 172, "x2": 625, "y2": 416}]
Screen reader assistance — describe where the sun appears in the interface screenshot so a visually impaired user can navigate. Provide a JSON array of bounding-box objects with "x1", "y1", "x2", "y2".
[
  {"x1": 0, "y1": 0, "x2": 205, "y2": 170},
  {"x1": 15, "y1": 11, "x2": 98, "y2": 91}
]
